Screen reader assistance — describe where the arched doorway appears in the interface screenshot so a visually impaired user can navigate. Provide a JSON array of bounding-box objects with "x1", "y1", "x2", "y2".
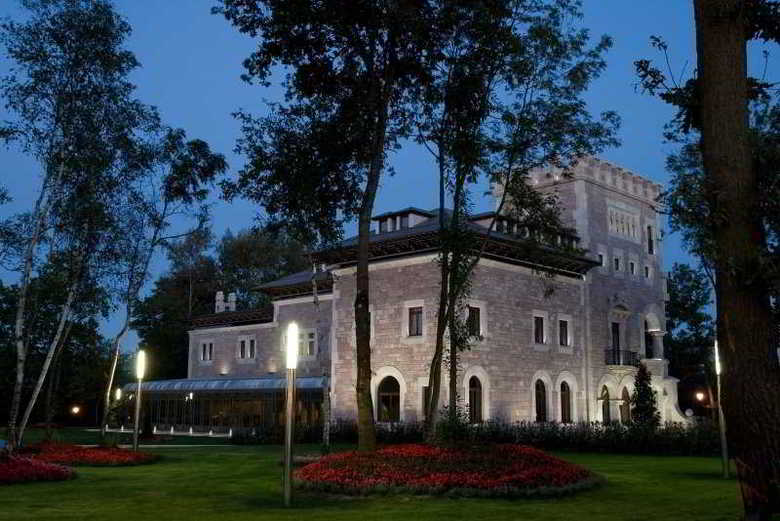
[
  {"x1": 468, "y1": 376, "x2": 482, "y2": 424},
  {"x1": 601, "y1": 386, "x2": 611, "y2": 423},
  {"x1": 535, "y1": 380, "x2": 547, "y2": 422},
  {"x1": 377, "y1": 376, "x2": 400, "y2": 422},
  {"x1": 620, "y1": 387, "x2": 632, "y2": 424},
  {"x1": 560, "y1": 381, "x2": 572, "y2": 423}
]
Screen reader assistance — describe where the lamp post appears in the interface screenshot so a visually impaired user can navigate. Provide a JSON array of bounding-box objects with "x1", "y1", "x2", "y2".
[
  {"x1": 714, "y1": 340, "x2": 729, "y2": 479},
  {"x1": 283, "y1": 322, "x2": 298, "y2": 507},
  {"x1": 133, "y1": 350, "x2": 146, "y2": 451}
]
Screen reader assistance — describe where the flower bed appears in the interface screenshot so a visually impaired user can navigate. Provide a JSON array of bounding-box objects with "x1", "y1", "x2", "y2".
[
  {"x1": 26, "y1": 442, "x2": 159, "y2": 467},
  {"x1": 296, "y1": 443, "x2": 601, "y2": 498},
  {"x1": 0, "y1": 455, "x2": 75, "y2": 485}
]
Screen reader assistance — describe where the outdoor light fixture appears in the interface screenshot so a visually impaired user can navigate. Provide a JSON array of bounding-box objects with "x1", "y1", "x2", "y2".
[
  {"x1": 133, "y1": 350, "x2": 146, "y2": 451},
  {"x1": 695, "y1": 391, "x2": 705, "y2": 402},
  {"x1": 115, "y1": 388, "x2": 122, "y2": 401},
  {"x1": 713, "y1": 340, "x2": 728, "y2": 479},
  {"x1": 283, "y1": 322, "x2": 299, "y2": 507},
  {"x1": 71, "y1": 406, "x2": 80, "y2": 415}
]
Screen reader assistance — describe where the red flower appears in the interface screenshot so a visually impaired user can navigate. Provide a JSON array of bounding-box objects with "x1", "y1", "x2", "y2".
[
  {"x1": 0, "y1": 456, "x2": 75, "y2": 485},
  {"x1": 27, "y1": 442, "x2": 158, "y2": 466},
  {"x1": 296, "y1": 444, "x2": 594, "y2": 496}
]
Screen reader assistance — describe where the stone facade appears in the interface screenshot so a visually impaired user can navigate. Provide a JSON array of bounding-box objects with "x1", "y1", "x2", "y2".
[{"x1": 186, "y1": 156, "x2": 685, "y2": 425}]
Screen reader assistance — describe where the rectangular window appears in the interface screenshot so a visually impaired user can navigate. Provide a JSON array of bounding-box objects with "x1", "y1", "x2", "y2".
[
  {"x1": 534, "y1": 316, "x2": 545, "y2": 344},
  {"x1": 201, "y1": 343, "x2": 207, "y2": 361},
  {"x1": 614, "y1": 257, "x2": 620, "y2": 271},
  {"x1": 611, "y1": 322, "x2": 621, "y2": 350},
  {"x1": 409, "y1": 307, "x2": 423, "y2": 337},
  {"x1": 249, "y1": 339, "x2": 255, "y2": 359},
  {"x1": 645, "y1": 265, "x2": 650, "y2": 278},
  {"x1": 647, "y1": 225, "x2": 654, "y2": 254},
  {"x1": 559, "y1": 320, "x2": 569, "y2": 346},
  {"x1": 208, "y1": 343, "x2": 213, "y2": 360},
  {"x1": 598, "y1": 253, "x2": 604, "y2": 266},
  {"x1": 629, "y1": 261, "x2": 636, "y2": 275},
  {"x1": 300, "y1": 330, "x2": 317, "y2": 356},
  {"x1": 380, "y1": 220, "x2": 388, "y2": 233},
  {"x1": 400, "y1": 215, "x2": 409, "y2": 229},
  {"x1": 467, "y1": 306, "x2": 481, "y2": 337},
  {"x1": 239, "y1": 340, "x2": 246, "y2": 359}
]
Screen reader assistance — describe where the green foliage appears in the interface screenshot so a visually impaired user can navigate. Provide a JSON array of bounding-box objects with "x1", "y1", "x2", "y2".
[
  {"x1": 433, "y1": 405, "x2": 471, "y2": 445},
  {"x1": 631, "y1": 364, "x2": 661, "y2": 430}
]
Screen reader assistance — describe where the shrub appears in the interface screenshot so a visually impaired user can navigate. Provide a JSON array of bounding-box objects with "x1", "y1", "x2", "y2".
[
  {"x1": 0, "y1": 456, "x2": 75, "y2": 485},
  {"x1": 296, "y1": 443, "x2": 600, "y2": 498}
]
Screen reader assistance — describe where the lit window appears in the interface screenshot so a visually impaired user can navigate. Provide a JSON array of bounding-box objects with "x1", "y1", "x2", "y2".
[
  {"x1": 409, "y1": 307, "x2": 423, "y2": 337},
  {"x1": 299, "y1": 330, "x2": 317, "y2": 356},
  {"x1": 534, "y1": 316, "x2": 545, "y2": 344}
]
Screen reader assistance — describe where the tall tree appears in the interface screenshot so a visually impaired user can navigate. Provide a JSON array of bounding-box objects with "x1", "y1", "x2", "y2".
[
  {"x1": 415, "y1": 0, "x2": 619, "y2": 437},
  {"x1": 0, "y1": 0, "x2": 161, "y2": 449},
  {"x1": 630, "y1": 363, "x2": 661, "y2": 430},
  {"x1": 215, "y1": 0, "x2": 437, "y2": 451},
  {"x1": 100, "y1": 128, "x2": 226, "y2": 436},
  {"x1": 636, "y1": 2, "x2": 780, "y2": 517}
]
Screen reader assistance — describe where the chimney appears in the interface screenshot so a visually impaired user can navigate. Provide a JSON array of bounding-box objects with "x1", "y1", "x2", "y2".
[
  {"x1": 215, "y1": 291, "x2": 225, "y2": 313},
  {"x1": 227, "y1": 292, "x2": 237, "y2": 312}
]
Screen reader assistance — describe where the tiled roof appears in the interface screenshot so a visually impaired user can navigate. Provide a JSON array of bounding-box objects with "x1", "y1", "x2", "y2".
[{"x1": 190, "y1": 307, "x2": 274, "y2": 329}]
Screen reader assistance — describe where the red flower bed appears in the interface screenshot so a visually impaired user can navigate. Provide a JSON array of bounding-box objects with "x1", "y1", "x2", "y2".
[
  {"x1": 27, "y1": 442, "x2": 159, "y2": 467},
  {"x1": 0, "y1": 456, "x2": 75, "y2": 485},
  {"x1": 297, "y1": 444, "x2": 601, "y2": 498}
]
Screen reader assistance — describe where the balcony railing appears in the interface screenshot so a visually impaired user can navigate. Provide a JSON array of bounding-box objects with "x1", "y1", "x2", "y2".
[{"x1": 604, "y1": 349, "x2": 640, "y2": 367}]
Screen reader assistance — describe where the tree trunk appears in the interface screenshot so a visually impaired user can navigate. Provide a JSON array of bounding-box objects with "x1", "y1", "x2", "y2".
[
  {"x1": 44, "y1": 345, "x2": 66, "y2": 441},
  {"x1": 693, "y1": 1, "x2": 780, "y2": 518},
  {"x1": 101, "y1": 318, "x2": 129, "y2": 436},
  {"x1": 18, "y1": 281, "x2": 77, "y2": 445},
  {"x1": 354, "y1": 82, "x2": 390, "y2": 452},
  {"x1": 8, "y1": 161, "x2": 62, "y2": 451}
]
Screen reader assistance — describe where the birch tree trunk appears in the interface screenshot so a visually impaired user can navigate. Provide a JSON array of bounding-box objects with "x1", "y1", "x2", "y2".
[
  {"x1": 8, "y1": 161, "x2": 62, "y2": 451},
  {"x1": 18, "y1": 280, "x2": 77, "y2": 445}
]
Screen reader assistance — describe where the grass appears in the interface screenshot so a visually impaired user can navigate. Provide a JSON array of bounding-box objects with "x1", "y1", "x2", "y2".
[{"x1": 2, "y1": 435, "x2": 774, "y2": 521}]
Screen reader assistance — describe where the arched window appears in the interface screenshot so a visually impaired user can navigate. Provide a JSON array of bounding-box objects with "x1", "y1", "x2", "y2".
[
  {"x1": 468, "y1": 376, "x2": 483, "y2": 424},
  {"x1": 535, "y1": 380, "x2": 547, "y2": 422},
  {"x1": 620, "y1": 388, "x2": 632, "y2": 424},
  {"x1": 601, "y1": 386, "x2": 611, "y2": 423},
  {"x1": 560, "y1": 382, "x2": 572, "y2": 423},
  {"x1": 378, "y1": 376, "x2": 400, "y2": 422}
]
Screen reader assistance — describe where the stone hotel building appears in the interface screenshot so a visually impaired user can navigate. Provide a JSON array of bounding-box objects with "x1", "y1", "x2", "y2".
[{"x1": 132, "y1": 157, "x2": 686, "y2": 432}]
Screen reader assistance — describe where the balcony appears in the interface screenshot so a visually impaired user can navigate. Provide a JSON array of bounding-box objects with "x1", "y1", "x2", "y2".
[{"x1": 604, "y1": 349, "x2": 640, "y2": 367}]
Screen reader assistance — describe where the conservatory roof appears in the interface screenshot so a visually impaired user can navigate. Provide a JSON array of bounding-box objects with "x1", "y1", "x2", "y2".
[{"x1": 122, "y1": 376, "x2": 327, "y2": 394}]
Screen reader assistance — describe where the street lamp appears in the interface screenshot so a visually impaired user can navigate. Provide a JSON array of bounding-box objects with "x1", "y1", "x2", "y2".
[
  {"x1": 133, "y1": 350, "x2": 146, "y2": 451},
  {"x1": 115, "y1": 388, "x2": 122, "y2": 401},
  {"x1": 714, "y1": 340, "x2": 729, "y2": 479},
  {"x1": 695, "y1": 391, "x2": 705, "y2": 402},
  {"x1": 283, "y1": 322, "x2": 299, "y2": 507}
]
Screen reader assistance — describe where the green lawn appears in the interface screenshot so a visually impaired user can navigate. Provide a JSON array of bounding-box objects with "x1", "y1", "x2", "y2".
[{"x1": 1, "y1": 437, "x2": 774, "y2": 521}]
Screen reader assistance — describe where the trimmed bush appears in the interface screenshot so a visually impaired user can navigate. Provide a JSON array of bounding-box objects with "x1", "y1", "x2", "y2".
[{"x1": 296, "y1": 443, "x2": 600, "y2": 497}]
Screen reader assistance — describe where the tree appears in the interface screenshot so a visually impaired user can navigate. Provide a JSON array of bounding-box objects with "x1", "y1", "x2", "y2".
[
  {"x1": 415, "y1": 0, "x2": 619, "y2": 438},
  {"x1": 216, "y1": 227, "x2": 309, "y2": 311},
  {"x1": 100, "y1": 128, "x2": 226, "y2": 436},
  {"x1": 635, "y1": 1, "x2": 780, "y2": 517},
  {"x1": 630, "y1": 363, "x2": 661, "y2": 429},
  {"x1": 665, "y1": 262, "x2": 716, "y2": 378},
  {"x1": 1, "y1": 0, "x2": 162, "y2": 449},
  {"x1": 215, "y1": 0, "x2": 438, "y2": 451}
]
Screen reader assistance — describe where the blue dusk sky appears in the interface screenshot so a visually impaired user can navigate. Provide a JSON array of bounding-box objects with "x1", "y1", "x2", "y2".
[{"x1": 0, "y1": 1, "x2": 776, "y2": 352}]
